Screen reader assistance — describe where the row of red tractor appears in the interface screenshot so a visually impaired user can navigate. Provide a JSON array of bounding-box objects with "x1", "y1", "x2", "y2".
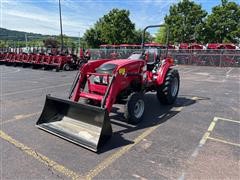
[
  {"x1": 0, "y1": 42, "x2": 239, "y2": 71},
  {"x1": 0, "y1": 51, "x2": 83, "y2": 71}
]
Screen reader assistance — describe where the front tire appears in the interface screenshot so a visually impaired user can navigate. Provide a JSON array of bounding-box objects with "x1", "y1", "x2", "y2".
[
  {"x1": 63, "y1": 63, "x2": 71, "y2": 71},
  {"x1": 157, "y1": 69, "x2": 180, "y2": 105},
  {"x1": 124, "y1": 92, "x2": 145, "y2": 124}
]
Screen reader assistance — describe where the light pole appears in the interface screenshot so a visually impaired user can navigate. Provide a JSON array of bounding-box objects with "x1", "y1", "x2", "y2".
[
  {"x1": 78, "y1": 32, "x2": 81, "y2": 49},
  {"x1": 25, "y1": 34, "x2": 28, "y2": 47},
  {"x1": 58, "y1": 0, "x2": 64, "y2": 52}
]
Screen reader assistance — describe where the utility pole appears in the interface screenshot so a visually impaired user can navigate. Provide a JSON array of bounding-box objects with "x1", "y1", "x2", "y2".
[
  {"x1": 78, "y1": 32, "x2": 81, "y2": 49},
  {"x1": 58, "y1": 0, "x2": 64, "y2": 52},
  {"x1": 25, "y1": 34, "x2": 28, "y2": 47}
]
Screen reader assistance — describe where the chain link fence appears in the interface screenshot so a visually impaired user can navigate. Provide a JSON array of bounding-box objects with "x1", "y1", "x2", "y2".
[
  {"x1": 1, "y1": 47, "x2": 239, "y2": 67},
  {"x1": 89, "y1": 49, "x2": 240, "y2": 67}
]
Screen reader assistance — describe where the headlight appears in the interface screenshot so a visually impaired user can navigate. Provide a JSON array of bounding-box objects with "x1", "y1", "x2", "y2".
[
  {"x1": 143, "y1": 72, "x2": 147, "y2": 80},
  {"x1": 142, "y1": 65, "x2": 147, "y2": 72},
  {"x1": 94, "y1": 76, "x2": 108, "y2": 85},
  {"x1": 94, "y1": 76, "x2": 100, "y2": 83}
]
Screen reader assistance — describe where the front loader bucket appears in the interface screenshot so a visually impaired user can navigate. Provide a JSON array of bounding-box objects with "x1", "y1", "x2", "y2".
[{"x1": 36, "y1": 95, "x2": 112, "y2": 152}]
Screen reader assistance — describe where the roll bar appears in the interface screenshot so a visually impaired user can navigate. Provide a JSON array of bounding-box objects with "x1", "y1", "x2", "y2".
[{"x1": 141, "y1": 24, "x2": 170, "y2": 58}]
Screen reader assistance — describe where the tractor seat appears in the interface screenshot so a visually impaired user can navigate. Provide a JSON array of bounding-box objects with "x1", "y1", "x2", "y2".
[
  {"x1": 146, "y1": 51, "x2": 159, "y2": 71},
  {"x1": 127, "y1": 52, "x2": 144, "y2": 60}
]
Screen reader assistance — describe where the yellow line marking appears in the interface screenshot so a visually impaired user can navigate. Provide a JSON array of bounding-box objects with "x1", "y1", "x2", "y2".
[
  {"x1": 199, "y1": 117, "x2": 219, "y2": 146},
  {"x1": 85, "y1": 96, "x2": 199, "y2": 179},
  {"x1": 182, "y1": 118, "x2": 215, "y2": 177},
  {"x1": 85, "y1": 123, "x2": 163, "y2": 180},
  {"x1": 0, "y1": 130, "x2": 81, "y2": 180},
  {"x1": 199, "y1": 132, "x2": 210, "y2": 146},
  {"x1": 179, "y1": 116, "x2": 239, "y2": 179},
  {"x1": 175, "y1": 107, "x2": 183, "y2": 111},
  {"x1": 191, "y1": 96, "x2": 199, "y2": 100},
  {"x1": 208, "y1": 136, "x2": 240, "y2": 147},
  {"x1": 207, "y1": 117, "x2": 218, "y2": 132},
  {"x1": 207, "y1": 122, "x2": 216, "y2": 132},
  {"x1": 226, "y1": 68, "x2": 233, "y2": 76},
  {"x1": 215, "y1": 117, "x2": 240, "y2": 124},
  {"x1": 1, "y1": 112, "x2": 41, "y2": 125}
]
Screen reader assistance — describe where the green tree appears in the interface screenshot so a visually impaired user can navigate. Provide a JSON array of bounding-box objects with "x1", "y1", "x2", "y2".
[
  {"x1": 133, "y1": 29, "x2": 153, "y2": 44},
  {"x1": 165, "y1": 0, "x2": 207, "y2": 43},
  {"x1": 155, "y1": 26, "x2": 167, "y2": 44},
  {"x1": 83, "y1": 8, "x2": 136, "y2": 47},
  {"x1": 56, "y1": 35, "x2": 77, "y2": 49},
  {"x1": 0, "y1": 40, "x2": 6, "y2": 48},
  {"x1": 100, "y1": 9, "x2": 135, "y2": 44},
  {"x1": 84, "y1": 28, "x2": 102, "y2": 48},
  {"x1": 205, "y1": 0, "x2": 240, "y2": 43},
  {"x1": 43, "y1": 38, "x2": 59, "y2": 48},
  {"x1": 18, "y1": 41, "x2": 26, "y2": 47},
  {"x1": 221, "y1": 0, "x2": 228, "y2": 6}
]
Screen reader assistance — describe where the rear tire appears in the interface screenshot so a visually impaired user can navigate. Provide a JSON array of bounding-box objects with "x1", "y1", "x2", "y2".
[
  {"x1": 157, "y1": 69, "x2": 180, "y2": 105},
  {"x1": 63, "y1": 63, "x2": 71, "y2": 71},
  {"x1": 124, "y1": 92, "x2": 145, "y2": 124}
]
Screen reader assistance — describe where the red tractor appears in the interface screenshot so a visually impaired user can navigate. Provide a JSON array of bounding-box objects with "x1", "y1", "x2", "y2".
[{"x1": 36, "y1": 25, "x2": 180, "y2": 152}]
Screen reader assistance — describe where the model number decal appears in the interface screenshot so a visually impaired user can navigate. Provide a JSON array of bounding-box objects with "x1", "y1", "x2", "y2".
[{"x1": 119, "y1": 68, "x2": 126, "y2": 75}]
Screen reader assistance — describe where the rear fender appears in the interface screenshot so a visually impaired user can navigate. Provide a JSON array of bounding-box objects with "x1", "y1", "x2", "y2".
[{"x1": 156, "y1": 58, "x2": 174, "y2": 85}]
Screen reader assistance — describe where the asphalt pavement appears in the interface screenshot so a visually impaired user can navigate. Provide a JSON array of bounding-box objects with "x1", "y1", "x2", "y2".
[{"x1": 0, "y1": 65, "x2": 239, "y2": 180}]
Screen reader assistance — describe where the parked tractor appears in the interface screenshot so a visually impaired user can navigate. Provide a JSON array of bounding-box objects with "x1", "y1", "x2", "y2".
[{"x1": 36, "y1": 25, "x2": 180, "y2": 152}]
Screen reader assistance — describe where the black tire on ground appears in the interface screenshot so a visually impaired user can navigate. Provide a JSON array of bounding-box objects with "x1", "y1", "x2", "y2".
[
  {"x1": 157, "y1": 69, "x2": 180, "y2": 105},
  {"x1": 55, "y1": 67, "x2": 60, "y2": 72},
  {"x1": 63, "y1": 63, "x2": 71, "y2": 71},
  {"x1": 32, "y1": 65, "x2": 38, "y2": 69},
  {"x1": 124, "y1": 92, "x2": 145, "y2": 124}
]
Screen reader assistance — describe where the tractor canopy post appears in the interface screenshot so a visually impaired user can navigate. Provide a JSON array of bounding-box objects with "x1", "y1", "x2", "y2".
[{"x1": 141, "y1": 24, "x2": 170, "y2": 57}]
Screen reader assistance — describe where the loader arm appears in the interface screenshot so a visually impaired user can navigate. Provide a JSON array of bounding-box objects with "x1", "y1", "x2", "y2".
[{"x1": 71, "y1": 59, "x2": 111, "y2": 101}]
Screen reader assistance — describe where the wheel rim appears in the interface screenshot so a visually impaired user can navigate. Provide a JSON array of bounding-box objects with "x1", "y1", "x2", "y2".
[
  {"x1": 65, "y1": 64, "x2": 70, "y2": 71},
  {"x1": 171, "y1": 77, "x2": 179, "y2": 97},
  {"x1": 134, "y1": 99, "x2": 144, "y2": 118}
]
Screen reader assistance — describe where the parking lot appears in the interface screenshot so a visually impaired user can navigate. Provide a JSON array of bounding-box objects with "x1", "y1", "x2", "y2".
[{"x1": 0, "y1": 65, "x2": 239, "y2": 180}]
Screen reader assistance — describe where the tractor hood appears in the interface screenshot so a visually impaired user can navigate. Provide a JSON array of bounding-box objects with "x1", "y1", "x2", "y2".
[
  {"x1": 95, "y1": 63, "x2": 117, "y2": 75},
  {"x1": 96, "y1": 59, "x2": 145, "y2": 75},
  {"x1": 103, "y1": 59, "x2": 145, "y2": 67}
]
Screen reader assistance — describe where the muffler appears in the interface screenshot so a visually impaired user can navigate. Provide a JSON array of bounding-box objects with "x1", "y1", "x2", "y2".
[{"x1": 36, "y1": 95, "x2": 112, "y2": 152}]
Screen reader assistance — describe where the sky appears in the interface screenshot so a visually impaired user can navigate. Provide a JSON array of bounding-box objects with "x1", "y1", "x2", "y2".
[{"x1": 0, "y1": 0, "x2": 239, "y2": 37}]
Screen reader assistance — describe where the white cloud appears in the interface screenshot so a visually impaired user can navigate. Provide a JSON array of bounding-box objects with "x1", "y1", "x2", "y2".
[
  {"x1": 1, "y1": 0, "x2": 178, "y2": 36},
  {"x1": 1, "y1": 0, "x2": 92, "y2": 36},
  {"x1": 130, "y1": 0, "x2": 175, "y2": 30}
]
